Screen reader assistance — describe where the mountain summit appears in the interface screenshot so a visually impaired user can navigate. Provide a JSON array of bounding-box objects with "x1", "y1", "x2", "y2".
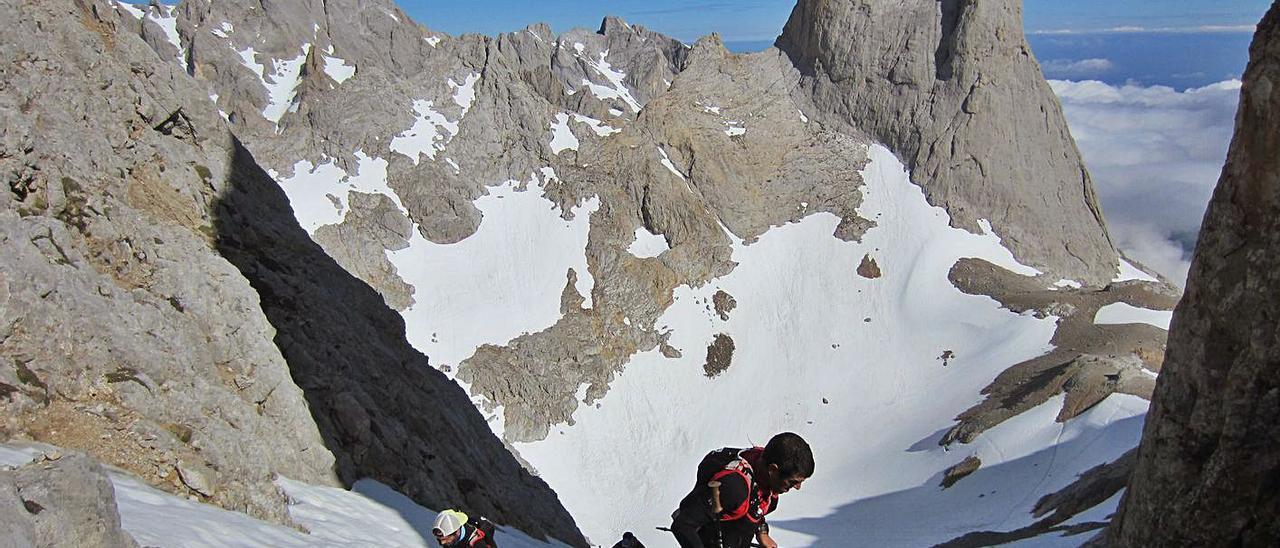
[{"x1": 777, "y1": 0, "x2": 1115, "y2": 285}]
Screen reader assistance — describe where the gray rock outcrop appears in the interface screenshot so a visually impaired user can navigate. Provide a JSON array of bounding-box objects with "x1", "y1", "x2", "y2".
[
  {"x1": 776, "y1": 0, "x2": 1116, "y2": 285},
  {"x1": 1106, "y1": 4, "x2": 1280, "y2": 545},
  {"x1": 1, "y1": 452, "x2": 139, "y2": 548},
  {"x1": 943, "y1": 258, "x2": 1175, "y2": 446}
]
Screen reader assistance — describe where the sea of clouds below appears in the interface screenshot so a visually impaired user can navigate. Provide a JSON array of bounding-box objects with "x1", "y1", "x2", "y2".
[{"x1": 1049, "y1": 77, "x2": 1242, "y2": 286}]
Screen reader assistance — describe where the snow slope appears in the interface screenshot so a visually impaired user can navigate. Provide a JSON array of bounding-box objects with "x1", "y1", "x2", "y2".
[
  {"x1": 510, "y1": 145, "x2": 1145, "y2": 546},
  {"x1": 388, "y1": 178, "x2": 599, "y2": 370},
  {"x1": 261, "y1": 67, "x2": 1146, "y2": 542}
]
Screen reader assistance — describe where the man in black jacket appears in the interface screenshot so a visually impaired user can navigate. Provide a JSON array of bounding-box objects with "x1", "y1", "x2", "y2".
[
  {"x1": 432, "y1": 509, "x2": 498, "y2": 548},
  {"x1": 669, "y1": 432, "x2": 814, "y2": 548}
]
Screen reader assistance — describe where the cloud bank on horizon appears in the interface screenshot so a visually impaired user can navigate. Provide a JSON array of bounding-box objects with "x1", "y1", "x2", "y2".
[
  {"x1": 1029, "y1": 24, "x2": 1258, "y2": 36},
  {"x1": 1050, "y1": 79, "x2": 1242, "y2": 285},
  {"x1": 402, "y1": 0, "x2": 1271, "y2": 42}
]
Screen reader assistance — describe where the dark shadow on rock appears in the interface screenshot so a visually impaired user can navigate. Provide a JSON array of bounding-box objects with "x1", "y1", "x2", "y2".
[
  {"x1": 934, "y1": 0, "x2": 963, "y2": 81},
  {"x1": 770, "y1": 414, "x2": 1145, "y2": 547},
  {"x1": 211, "y1": 136, "x2": 586, "y2": 547}
]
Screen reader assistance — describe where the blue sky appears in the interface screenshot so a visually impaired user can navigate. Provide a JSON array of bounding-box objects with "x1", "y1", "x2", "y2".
[{"x1": 409, "y1": 0, "x2": 1272, "y2": 42}]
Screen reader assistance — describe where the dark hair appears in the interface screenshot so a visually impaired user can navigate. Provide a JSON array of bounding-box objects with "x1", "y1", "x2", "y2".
[{"x1": 763, "y1": 432, "x2": 814, "y2": 478}]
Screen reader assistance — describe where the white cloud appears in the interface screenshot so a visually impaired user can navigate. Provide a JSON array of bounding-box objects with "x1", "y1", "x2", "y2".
[
  {"x1": 1041, "y1": 58, "x2": 1114, "y2": 79},
  {"x1": 1031, "y1": 24, "x2": 1256, "y2": 36},
  {"x1": 1108, "y1": 220, "x2": 1194, "y2": 286},
  {"x1": 1050, "y1": 79, "x2": 1242, "y2": 286}
]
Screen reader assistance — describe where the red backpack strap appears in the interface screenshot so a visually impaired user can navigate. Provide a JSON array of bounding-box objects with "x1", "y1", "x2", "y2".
[
  {"x1": 468, "y1": 526, "x2": 486, "y2": 547},
  {"x1": 711, "y1": 452, "x2": 756, "y2": 521}
]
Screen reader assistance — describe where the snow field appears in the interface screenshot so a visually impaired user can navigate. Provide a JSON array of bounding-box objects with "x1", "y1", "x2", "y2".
[
  {"x1": 268, "y1": 64, "x2": 601, "y2": 431},
  {"x1": 387, "y1": 175, "x2": 599, "y2": 369},
  {"x1": 549, "y1": 113, "x2": 580, "y2": 154},
  {"x1": 147, "y1": 4, "x2": 187, "y2": 71},
  {"x1": 512, "y1": 145, "x2": 1146, "y2": 546},
  {"x1": 113, "y1": 0, "x2": 144, "y2": 19},
  {"x1": 115, "y1": 2, "x2": 186, "y2": 71},
  {"x1": 451, "y1": 73, "x2": 481, "y2": 115},
  {"x1": 275, "y1": 147, "x2": 600, "y2": 381},
  {"x1": 390, "y1": 100, "x2": 457, "y2": 164},
  {"x1": 390, "y1": 74, "x2": 478, "y2": 163}
]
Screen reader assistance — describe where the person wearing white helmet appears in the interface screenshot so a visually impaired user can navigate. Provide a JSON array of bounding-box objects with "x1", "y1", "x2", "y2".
[{"x1": 432, "y1": 509, "x2": 497, "y2": 547}]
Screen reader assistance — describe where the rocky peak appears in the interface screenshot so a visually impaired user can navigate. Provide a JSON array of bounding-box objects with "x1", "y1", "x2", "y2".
[{"x1": 777, "y1": 0, "x2": 1117, "y2": 285}]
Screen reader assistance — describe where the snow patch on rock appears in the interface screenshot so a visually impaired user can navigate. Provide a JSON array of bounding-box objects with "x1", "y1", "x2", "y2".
[
  {"x1": 146, "y1": 4, "x2": 187, "y2": 71},
  {"x1": 274, "y1": 152, "x2": 394, "y2": 235},
  {"x1": 391, "y1": 99, "x2": 458, "y2": 164},
  {"x1": 549, "y1": 113, "x2": 579, "y2": 154},
  {"x1": 322, "y1": 55, "x2": 356, "y2": 84},
  {"x1": 1114, "y1": 257, "x2": 1160, "y2": 283},
  {"x1": 1094, "y1": 302, "x2": 1173, "y2": 330},
  {"x1": 388, "y1": 179, "x2": 600, "y2": 368},
  {"x1": 237, "y1": 44, "x2": 311, "y2": 125},
  {"x1": 450, "y1": 72, "x2": 481, "y2": 116},
  {"x1": 581, "y1": 51, "x2": 641, "y2": 113},
  {"x1": 627, "y1": 227, "x2": 669, "y2": 259}
]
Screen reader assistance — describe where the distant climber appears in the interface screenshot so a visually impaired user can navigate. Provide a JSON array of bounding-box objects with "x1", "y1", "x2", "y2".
[
  {"x1": 669, "y1": 432, "x2": 814, "y2": 548},
  {"x1": 612, "y1": 531, "x2": 646, "y2": 547},
  {"x1": 432, "y1": 509, "x2": 498, "y2": 547}
]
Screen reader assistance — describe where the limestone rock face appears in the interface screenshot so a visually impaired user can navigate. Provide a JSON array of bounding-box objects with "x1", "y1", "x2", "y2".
[
  {"x1": 776, "y1": 0, "x2": 1115, "y2": 285},
  {"x1": 1107, "y1": 5, "x2": 1280, "y2": 546},
  {"x1": 1, "y1": 1, "x2": 585, "y2": 544},
  {"x1": 1, "y1": 0, "x2": 336, "y2": 523},
  {"x1": 1, "y1": 453, "x2": 139, "y2": 548}
]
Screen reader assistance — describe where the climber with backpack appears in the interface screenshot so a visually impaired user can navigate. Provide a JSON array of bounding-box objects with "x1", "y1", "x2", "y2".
[
  {"x1": 668, "y1": 432, "x2": 814, "y2": 548},
  {"x1": 432, "y1": 509, "x2": 498, "y2": 548}
]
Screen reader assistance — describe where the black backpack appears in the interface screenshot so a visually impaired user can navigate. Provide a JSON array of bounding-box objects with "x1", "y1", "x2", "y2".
[{"x1": 696, "y1": 447, "x2": 748, "y2": 486}]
